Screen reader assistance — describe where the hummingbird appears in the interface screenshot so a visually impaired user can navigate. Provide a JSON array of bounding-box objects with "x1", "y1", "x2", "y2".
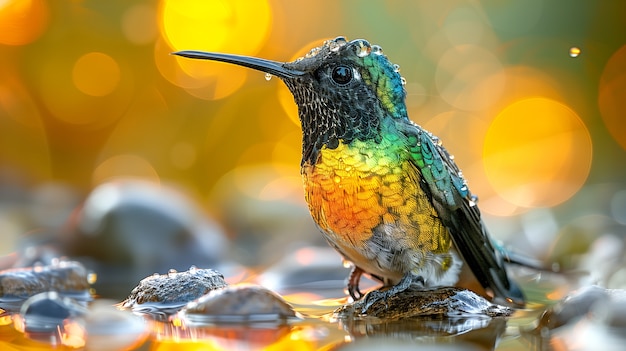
[{"x1": 173, "y1": 37, "x2": 526, "y2": 308}]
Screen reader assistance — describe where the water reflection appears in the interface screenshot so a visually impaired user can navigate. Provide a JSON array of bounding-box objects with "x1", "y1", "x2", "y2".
[
  {"x1": 339, "y1": 316, "x2": 507, "y2": 351},
  {"x1": 148, "y1": 319, "x2": 342, "y2": 351}
]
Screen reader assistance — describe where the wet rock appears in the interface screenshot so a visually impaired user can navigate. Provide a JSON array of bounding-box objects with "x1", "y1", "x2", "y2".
[
  {"x1": 0, "y1": 260, "x2": 91, "y2": 314},
  {"x1": 183, "y1": 284, "x2": 298, "y2": 324},
  {"x1": 336, "y1": 287, "x2": 513, "y2": 320},
  {"x1": 120, "y1": 267, "x2": 227, "y2": 316},
  {"x1": 84, "y1": 300, "x2": 148, "y2": 351}
]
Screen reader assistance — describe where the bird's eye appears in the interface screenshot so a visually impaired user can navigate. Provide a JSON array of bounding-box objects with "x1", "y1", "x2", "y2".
[{"x1": 331, "y1": 65, "x2": 353, "y2": 85}]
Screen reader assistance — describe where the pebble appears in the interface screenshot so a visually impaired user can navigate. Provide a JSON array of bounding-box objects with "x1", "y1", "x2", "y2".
[
  {"x1": 183, "y1": 284, "x2": 298, "y2": 324},
  {"x1": 119, "y1": 268, "x2": 227, "y2": 316}
]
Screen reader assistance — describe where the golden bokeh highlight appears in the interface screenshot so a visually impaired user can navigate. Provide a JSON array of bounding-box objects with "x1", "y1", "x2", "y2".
[
  {"x1": 122, "y1": 3, "x2": 158, "y2": 45},
  {"x1": 0, "y1": 0, "x2": 49, "y2": 46},
  {"x1": 92, "y1": 154, "x2": 161, "y2": 186},
  {"x1": 38, "y1": 50, "x2": 132, "y2": 127},
  {"x1": 483, "y1": 97, "x2": 592, "y2": 209},
  {"x1": 157, "y1": 0, "x2": 272, "y2": 100},
  {"x1": 598, "y1": 44, "x2": 626, "y2": 151},
  {"x1": 159, "y1": 0, "x2": 271, "y2": 53},
  {"x1": 72, "y1": 52, "x2": 121, "y2": 97},
  {"x1": 154, "y1": 37, "x2": 248, "y2": 101}
]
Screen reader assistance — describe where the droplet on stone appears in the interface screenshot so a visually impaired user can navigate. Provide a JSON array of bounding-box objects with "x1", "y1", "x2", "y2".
[
  {"x1": 119, "y1": 268, "x2": 227, "y2": 317},
  {"x1": 393, "y1": 64, "x2": 400, "y2": 72},
  {"x1": 400, "y1": 77, "x2": 407, "y2": 86}
]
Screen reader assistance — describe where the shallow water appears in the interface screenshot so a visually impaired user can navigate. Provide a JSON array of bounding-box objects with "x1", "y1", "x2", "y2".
[{"x1": 0, "y1": 268, "x2": 569, "y2": 351}]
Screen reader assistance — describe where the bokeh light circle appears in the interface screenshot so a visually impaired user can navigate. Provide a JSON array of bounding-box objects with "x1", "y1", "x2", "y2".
[
  {"x1": 435, "y1": 45, "x2": 506, "y2": 111},
  {"x1": 483, "y1": 97, "x2": 592, "y2": 209},
  {"x1": 598, "y1": 44, "x2": 626, "y2": 151},
  {"x1": 157, "y1": 0, "x2": 272, "y2": 100},
  {"x1": 0, "y1": 0, "x2": 49, "y2": 46},
  {"x1": 92, "y1": 154, "x2": 161, "y2": 186},
  {"x1": 39, "y1": 49, "x2": 132, "y2": 127},
  {"x1": 72, "y1": 52, "x2": 121, "y2": 97},
  {"x1": 122, "y1": 3, "x2": 157, "y2": 45}
]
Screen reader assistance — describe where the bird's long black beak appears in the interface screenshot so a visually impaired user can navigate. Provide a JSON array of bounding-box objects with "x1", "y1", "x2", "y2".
[{"x1": 172, "y1": 51, "x2": 305, "y2": 79}]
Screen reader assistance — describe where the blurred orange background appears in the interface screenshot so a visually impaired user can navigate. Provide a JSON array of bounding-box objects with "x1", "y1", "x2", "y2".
[{"x1": 1, "y1": 0, "x2": 625, "y2": 262}]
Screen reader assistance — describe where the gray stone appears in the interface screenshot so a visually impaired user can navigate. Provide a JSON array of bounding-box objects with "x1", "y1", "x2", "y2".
[
  {"x1": 0, "y1": 260, "x2": 90, "y2": 300},
  {"x1": 183, "y1": 284, "x2": 297, "y2": 324},
  {"x1": 120, "y1": 267, "x2": 227, "y2": 313}
]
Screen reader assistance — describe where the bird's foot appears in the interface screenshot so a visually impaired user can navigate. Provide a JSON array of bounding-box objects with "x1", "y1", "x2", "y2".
[
  {"x1": 347, "y1": 266, "x2": 365, "y2": 301},
  {"x1": 359, "y1": 273, "x2": 424, "y2": 314}
]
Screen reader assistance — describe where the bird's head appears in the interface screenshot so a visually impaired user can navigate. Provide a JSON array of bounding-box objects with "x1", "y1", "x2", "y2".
[{"x1": 174, "y1": 37, "x2": 408, "y2": 164}]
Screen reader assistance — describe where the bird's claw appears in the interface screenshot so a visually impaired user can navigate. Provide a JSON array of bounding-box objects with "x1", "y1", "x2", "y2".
[
  {"x1": 347, "y1": 266, "x2": 365, "y2": 301},
  {"x1": 357, "y1": 273, "x2": 425, "y2": 314}
]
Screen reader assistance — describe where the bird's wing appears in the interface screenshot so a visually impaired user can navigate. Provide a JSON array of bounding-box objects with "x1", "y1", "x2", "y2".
[{"x1": 398, "y1": 121, "x2": 525, "y2": 307}]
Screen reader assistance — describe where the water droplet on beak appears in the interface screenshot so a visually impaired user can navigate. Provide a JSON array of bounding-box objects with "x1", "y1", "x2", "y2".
[{"x1": 265, "y1": 72, "x2": 273, "y2": 81}]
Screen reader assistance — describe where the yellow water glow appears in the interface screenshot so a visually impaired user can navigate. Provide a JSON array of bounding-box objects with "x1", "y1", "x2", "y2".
[
  {"x1": 157, "y1": 0, "x2": 272, "y2": 100},
  {"x1": 483, "y1": 97, "x2": 592, "y2": 209},
  {"x1": 0, "y1": 0, "x2": 49, "y2": 45},
  {"x1": 598, "y1": 44, "x2": 626, "y2": 151},
  {"x1": 72, "y1": 52, "x2": 121, "y2": 97}
]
